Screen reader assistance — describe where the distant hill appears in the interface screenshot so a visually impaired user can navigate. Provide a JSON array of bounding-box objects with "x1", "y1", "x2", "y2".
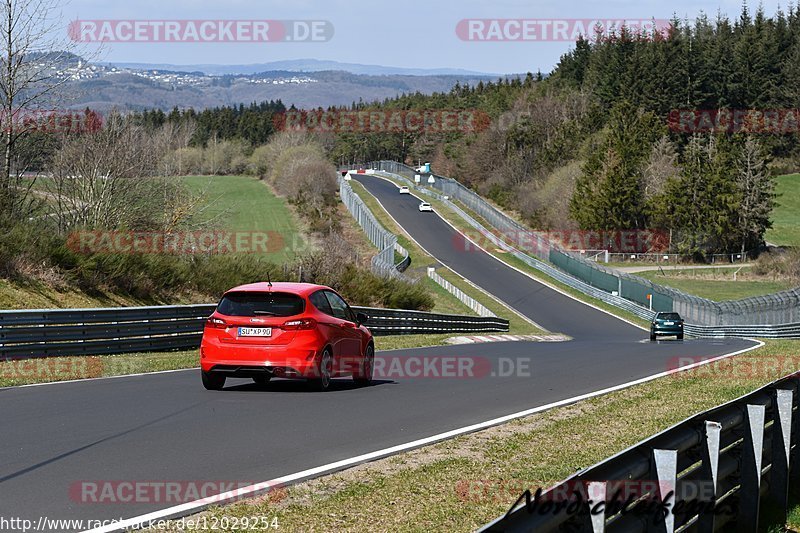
[
  {"x1": 101, "y1": 58, "x2": 500, "y2": 77},
  {"x1": 60, "y1": 63, "x2": 502, "y2": 111}
]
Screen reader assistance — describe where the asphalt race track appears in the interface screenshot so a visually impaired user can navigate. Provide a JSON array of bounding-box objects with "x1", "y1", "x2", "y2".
[
  {"x1": 0, "y1": 174, "x2": 758, "y2": 531},
  {"x1": 353, "y1": 174, "x2": 642, "y2": 340}
]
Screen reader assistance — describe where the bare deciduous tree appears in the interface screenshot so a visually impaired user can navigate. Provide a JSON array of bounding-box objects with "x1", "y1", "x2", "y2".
[
  {"x1": 156, "y1": 120, "x2": 197, "y2": 176},
  {"x1": 0, "y1": 0, "x2": 92, "y2": 215},
  {"x1": 735, "y1": 136, "x2": 774, "y2": 255},
  {"x1": 642, "y1": 136, "x2": 680, "y2": 200},
  {"x1": 47, "y1": 113, "x2": 183, "y2": 231}
]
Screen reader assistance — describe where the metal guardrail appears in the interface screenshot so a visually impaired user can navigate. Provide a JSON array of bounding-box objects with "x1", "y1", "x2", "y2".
[
  {"x1": 359, "y1": 306, "x2": 508, "y2": 335},
  {"x1": 427, "y1": 268, "x2": 496, "y2": 318},
  {"x1": 0, "y1": 304, "x2": 215, "y2": 358},
  {"x1": 0, "y1": 304, "x2": 509, "y2": 359},
  {"x1": 355, "y1": 162, "x2": 800, "y2": 337},
  {"x1": 481, "y1": 371, "x2": 800, "y2": 532},
  {"x1": 395, "y1": 242, "x2": 411, "y2": 272},
  {"x1": 684, "y1": 323, "x2": 800, "y2": 339},
  {"x1": 338, "y1": 174, "x2": 412, "y2": 281}
]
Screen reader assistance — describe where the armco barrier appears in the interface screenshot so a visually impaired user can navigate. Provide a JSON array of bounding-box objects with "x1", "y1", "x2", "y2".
[
  {"x1": 427, "y1": 268, "x2": 496, "y2": 318},
  {"x1": 481, "y1": 371, "x2": 800, "y2": 532},
  {"x1": 339, "y1": 174, "x2": 411, "y2": 281},
  {"x1": 0, "y1": 304, "x2": 509, "y2": 359},
  {"x1": 356, "y1": 161, "x2": 800, "y2": 332}
]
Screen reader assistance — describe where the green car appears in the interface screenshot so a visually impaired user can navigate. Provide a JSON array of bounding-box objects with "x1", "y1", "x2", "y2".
[{"x1": 650, "y1": 312, "x2": 684, "y2": 341}]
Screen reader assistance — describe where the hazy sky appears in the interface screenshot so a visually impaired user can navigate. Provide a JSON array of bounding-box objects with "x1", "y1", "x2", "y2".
[{"x1": 64, "y1": 0, "x2": 786, "y2": 74}]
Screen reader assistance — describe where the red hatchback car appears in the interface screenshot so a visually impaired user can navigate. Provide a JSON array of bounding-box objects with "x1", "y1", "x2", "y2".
[{"x1": 200, "y1": 282, "x2": 374, "y2": 391}]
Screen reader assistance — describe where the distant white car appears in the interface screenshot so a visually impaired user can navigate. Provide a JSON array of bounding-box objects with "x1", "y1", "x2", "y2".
[
  {"x1": 399, "y1": 186, "x2": 410, "y2": 194},
  {"x1": 418, "y1": 202, "x2": 433, "y2": 212}
]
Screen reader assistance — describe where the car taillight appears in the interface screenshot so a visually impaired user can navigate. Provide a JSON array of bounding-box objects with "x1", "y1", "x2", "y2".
[
  {"x1": 282, "y1": 318, "x2": 317, "y2": 330},
  {"x1": 206, "y1": 317, "x2": 228, "y2": 329}
]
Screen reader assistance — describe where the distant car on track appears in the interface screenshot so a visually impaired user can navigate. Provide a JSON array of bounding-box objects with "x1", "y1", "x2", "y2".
[
  {"x1": 200, "y1": 282, "x2": 374, "y2": 391},
  {"x1": 399, "y1": 186, "x2": 410, "y2": 194},
  {"x1": 418, "y1": 202, "x2": 433, "y2": 212},
  {"x1": 650, "y1": 312, "x2": 684, "y2": 341}
]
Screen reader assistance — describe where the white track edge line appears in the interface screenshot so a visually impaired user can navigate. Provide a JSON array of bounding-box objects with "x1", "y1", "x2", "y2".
[
  {"x1": 2, "y1": 367, "x2": 199, "y2": 390},
  {"x1": 84, "y1": 339, "x2": 764, "y2": 533}
]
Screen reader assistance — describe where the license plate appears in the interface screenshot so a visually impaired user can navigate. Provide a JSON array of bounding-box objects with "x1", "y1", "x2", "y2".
[
  {"x1": 664, "y1": 322, "x2": 674, "y2": 326},
  {"x1": 238, "y1": 327, "x2": 272, "y2": 337}
]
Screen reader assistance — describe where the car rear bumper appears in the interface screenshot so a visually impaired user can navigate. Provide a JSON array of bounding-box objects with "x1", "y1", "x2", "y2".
[
  {"x1": 652, "y1": 326, "x2": 684, "y2": 336},
  {"x1": 200, "y1": 339, "x2": 321, "y2": 377}
]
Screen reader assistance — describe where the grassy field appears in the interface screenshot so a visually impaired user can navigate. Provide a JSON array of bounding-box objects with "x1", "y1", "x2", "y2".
[
  {"x1": 182, "y1": 175, "x2": 306, "y2": 263},
  {"x1": 0, "y1": 278, "x2": 164, "y2": 309},
  {"x1": 636, "y1": 267, "x2": 795, "y2": 300},
  {"x1": 144, "y1": 339, "x2": 800, "y2": 532},
  {"x1": 766, "y1": 173, "x2": 800, "y2": 247}
]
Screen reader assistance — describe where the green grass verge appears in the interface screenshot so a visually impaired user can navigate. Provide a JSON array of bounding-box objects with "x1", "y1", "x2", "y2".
[
  {"x1": 143, "y1": 340, "x2": 800, "y2": 532},
  {"x1": 766, "y1": 173, "x2": 800, "y2": 247},
  {"x1": 0, "y1": 278, "x2": 169, "y2": 310},
  {"x1": 182, "y1": 175, "x2": 306, "y2": 263},
  {"x1": 635, "y1": 268, "x2": 795, "y2": 300},
  {"x1": 0, "y1": 350, "x2": 199, "y2": 388},
  {"x1": 348, "y1": 179, "x2": 544, "y2": 335}
]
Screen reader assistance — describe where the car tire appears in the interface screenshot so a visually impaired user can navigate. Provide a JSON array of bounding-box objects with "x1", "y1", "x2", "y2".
[
  {"x1": 677, "y1": 333, "x2": 684, "y2": 340},
  {"x1": 353, "y1": 344, "x2": 374, "y2": 386},
  {"x1": 650, "y1": 332, "x2": 656, "y2": 341},
  {"x1": 309, "y1": 348, "x2": 333, "y2": 392},
  {"x1": 202, "y1": 371, "x2": 226, "y2": 391},
  {"x1": 252, "y1": 375, "x2": 272, "y2": 385}
]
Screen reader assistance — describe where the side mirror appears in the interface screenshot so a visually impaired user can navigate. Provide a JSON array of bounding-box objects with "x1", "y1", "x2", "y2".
[{"x1": 356, "y1": 312, "x2": 369, "y2": 326}]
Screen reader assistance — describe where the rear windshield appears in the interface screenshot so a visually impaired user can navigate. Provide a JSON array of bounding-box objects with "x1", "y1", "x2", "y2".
[
  {"x1": 217, "y1": 292, "x2": 305, "y2": 317},
  {"x1": 658, "y1": 312, "x2": 681, "y2": 320}
]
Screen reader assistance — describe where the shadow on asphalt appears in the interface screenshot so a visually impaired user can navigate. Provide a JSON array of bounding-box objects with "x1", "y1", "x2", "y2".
[{"x1": 221, "y1": 378, "x2": 396, "y2": 393}]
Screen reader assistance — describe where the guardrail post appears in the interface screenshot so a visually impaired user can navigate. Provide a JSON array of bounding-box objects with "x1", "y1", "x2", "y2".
[
  {"x1": 792, "y1": 380, "x2": 800, "y2": 488},
  {"x1": 738, "y1": 404, "x2": 765, "y2": 532},
  {"x1": 768, "y1": 389, "x2": 793, "y2": 523},
  {"x1": 586, "y1": 481, "x2": 606, "y2": 532},
  {"x1": 698, "y1": 420, "x2": 721, "y2": 531},
  {"x1": 651, "y1": 449, "x2": 677, "y2": 533}
]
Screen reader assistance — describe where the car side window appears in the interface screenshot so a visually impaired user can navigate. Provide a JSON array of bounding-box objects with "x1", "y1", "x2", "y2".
[
  {"x1": 310, "y1": 290, "x2": 333, "y2": 316},
  {"x1": 324, "y1": 291, "x2": 354, "y2": 322}
]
